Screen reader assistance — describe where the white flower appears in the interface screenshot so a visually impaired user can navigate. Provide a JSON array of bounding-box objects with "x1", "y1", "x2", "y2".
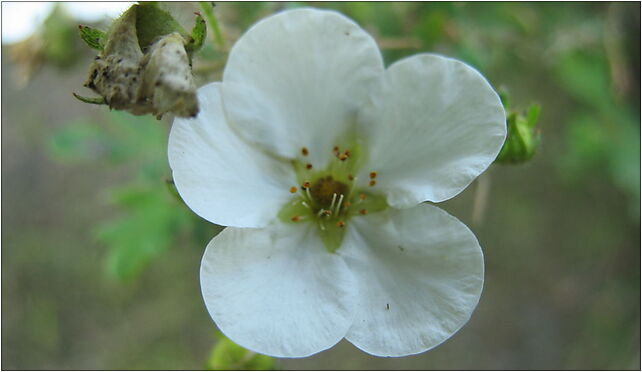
[{"x1": 168, "y1": 8, "x2": 506, "y2": 358}]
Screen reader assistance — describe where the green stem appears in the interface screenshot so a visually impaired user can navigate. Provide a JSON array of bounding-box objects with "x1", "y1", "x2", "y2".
[{"x1": 199, "y1": 2, "x2": 225, "y2": 50}]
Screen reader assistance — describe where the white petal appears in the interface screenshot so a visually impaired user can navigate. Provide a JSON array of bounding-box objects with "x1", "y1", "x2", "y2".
[
  {"x1": 201, "y1": 221, "x2": 357, "y2": 358},
  {"x1": 221, "y1": 8, "x2": 384, "y2": 166},
  {"x1": 168, "y1": 83, "x2": 295, "y2": 228},
  {"x1": 362, "y1": 54, "x2": 506, "y2": 207},
  {"x1": 340, "y1": 203, "x2": 484, "y2": 357}
]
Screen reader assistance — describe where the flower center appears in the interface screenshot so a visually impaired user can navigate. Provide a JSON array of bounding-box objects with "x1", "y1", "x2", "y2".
[
  {"x1": 310, "y1": 176, "x2": 347, "y2": 208},
  {"x1": 278, "y1": 142, "x2": 388, "y2": 253}
]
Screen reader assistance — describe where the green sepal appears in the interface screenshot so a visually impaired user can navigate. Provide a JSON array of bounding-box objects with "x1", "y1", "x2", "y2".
[
  {"x1": 350, "y1": 192, "x2": 389, "y2": 216},
  {"x1": 78, "y1": 25, "x2": 106, "y2": 51},
  {"x1": 277, "y1": 196, "x2": 311, "y2": 224},
  {"x1": 134, "y1": 3, "x2": 187, "y2": 49},
  {"x1": 318, "y1": 223, "x2": 347, "y2": 254},
  {"x1": 185, "y1": 12, "x2": 207, "y2": 55},
  {"x1": 72, "y1": 92, "x2": 105, "y2": 105},
  {"x1": 526, "y1": 103, "x2": 541, "y2": 128}
]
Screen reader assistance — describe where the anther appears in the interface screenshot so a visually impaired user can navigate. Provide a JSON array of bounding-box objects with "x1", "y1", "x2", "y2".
[
  {"x1": 301, "y1": 147, "x2": 309, "y2": 156},
  {"x1": 344, "y1": 201, "x2": 352, "y2": 208},
  {"x1": 324, "y1": 210, "x2": 333, "y2": 216},
  {"x1": 359, "y1": 194, "x2": 367, "y2": 200},
  {"x1": 302, "y1": 181, "x2": 311, "y2": 189},
  {"x1": 344, "y1": 150, "x2": 351, "y2": 157},
  {"x1": 348, "y1": 174, "x2": 354, "y2": 181},
  {"x1": 333, "y1": 146, "x2": 339, "y2": 152},
  {"x1": 369, "y1": 172, "x2": 377, "y2": 179},
  {"x1": 338, "y1": 153, "x2": 348, "y2": 161},
  {"x1": 336, "y1": 221, "x2": 346, "y2": 228},
  {"x1": 359, "y1": 209, "x2": 367, "y2": 215},
  {"x1": 369, "y1": 180, "x2": 377, "y2": 186},
  {"x1": 291, "y1": 216, "x2": 301, "y2": 222},
  {"x1": 289, "y1": 186, "x2": 298, "y2": 193},
  {"x1": 306, "y1": 163, "x2": 313, "y2": 170}
]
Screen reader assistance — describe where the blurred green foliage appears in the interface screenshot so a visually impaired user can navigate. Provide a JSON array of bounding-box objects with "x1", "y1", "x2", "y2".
[
  {"x1": 48, "y1": 111, "x2": 212, "y2": 281},
  {"x1": 206, "y1": 332, "x2": 277, "y2": 370}
]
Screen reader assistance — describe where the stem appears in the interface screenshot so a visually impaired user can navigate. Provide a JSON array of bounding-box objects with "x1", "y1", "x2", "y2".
[
  {"x1": 472, "y1": 171, "x2": 492, "y2": 227},
  {"x1": 199, "y1": 2, "x2": 225, "y2": 50}
]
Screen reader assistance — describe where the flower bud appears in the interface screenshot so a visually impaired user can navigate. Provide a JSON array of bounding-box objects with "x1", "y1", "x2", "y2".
[
  {"x1": 495, "y1": 103, "x2": 542, "y2": 164},
  {"x1": 76, "y1": 3, "x2": 206, "y2": 119}
]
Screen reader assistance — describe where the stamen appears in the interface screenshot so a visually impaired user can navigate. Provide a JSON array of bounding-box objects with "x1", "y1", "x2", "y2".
[
  {"x1": 306, "y1": 163, "x2": 313, "y2": 170},
  {"x1": 344, "y1": 201, "x2": 352, "y2": 208},
  {"x1": 369, "y1": 172, "x2": 377, "y2": 179},
  {"x1": 329, "y1": 193, "x2": 338, "y2": 211},
  {"x1": 324, "y1": 209, "x2": 333, "y2": 217},
  {"x1": 359, "y1": 209, "x2": 367, "y2": 215},
  {"x1": 289, "y1": 186, "x2": 298, "y2": 193},
  {"x1": 334, "y1": 194, "x2": 344, "y2": 216},
  {"x1": 291, "y1": 216, "x2": 301, "y2": 222},
  {"x1": 336, "y1": 220, "x2": 346, "y2": 228},
  {"x1": 347, "y1": 176, "x2": 358, "y2": 199},
  {"x1": 359, "y1": 194, "x2": 367, "y2": 200},
  {"x1": 338, "y1": 153, "x2": 348, "y2": 161},
  {"x1": 369, "y1": 180, "x2": 377, "y2": 187},
  {"x1": 305, "y1": 187, "x2": 313, "y2": 201},
  {"x1": 302, "y1": 181, "x2": 311, "y2": 189},
  {"x1": 301, "y1": 147, "x2": 309, "y2": 156}
]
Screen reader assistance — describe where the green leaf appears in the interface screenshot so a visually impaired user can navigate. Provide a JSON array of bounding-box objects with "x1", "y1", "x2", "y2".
[
  {"x1": 186, "y1": 12, "x2": 207, "y2": 55},
  {"x1": 555, "y1": 52, "x2": 611, "y2": 110},
  {"x1": 205, "y1": 333, "x2": 276, "y2": 370},
  {"x1": 78, "y1": 24, "x2": 106, "y2": 51},
  {"x1": 95, "y1": 185, "x2": 192, "y2": 282}
]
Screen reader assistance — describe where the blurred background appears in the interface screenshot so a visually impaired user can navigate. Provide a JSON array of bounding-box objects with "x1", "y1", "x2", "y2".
[{"x1": 1, "y1": 2, "x2": 640, "y2": 370}]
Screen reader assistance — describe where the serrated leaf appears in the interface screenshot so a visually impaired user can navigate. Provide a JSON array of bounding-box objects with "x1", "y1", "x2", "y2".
[
  {"x1": 78, "y1": 25, "x2": 106, "y2": 51},
  {"x1": 95, "y1": 185, "x2": 192, "y2": 281}
]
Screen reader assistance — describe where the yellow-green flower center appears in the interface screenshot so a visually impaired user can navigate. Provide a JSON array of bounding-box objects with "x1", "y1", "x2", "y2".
[{"x1": 278, "y1": 141, "x2": 387, "y2": 253}]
